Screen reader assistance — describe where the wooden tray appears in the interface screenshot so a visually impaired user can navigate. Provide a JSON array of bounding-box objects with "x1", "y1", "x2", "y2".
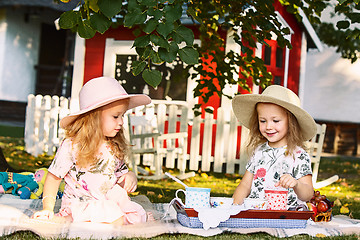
[
  {"x1": 172, "y1": 199, "x2": 313, "y2": 220},
  {"x1": 184, "y1": 208, "x2": 313, "y2": 220}
]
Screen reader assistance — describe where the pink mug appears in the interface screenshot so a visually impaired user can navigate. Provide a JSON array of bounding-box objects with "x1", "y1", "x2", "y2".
[{"x1": 264, "y1": 189, "x2": 288, "y2": 210}]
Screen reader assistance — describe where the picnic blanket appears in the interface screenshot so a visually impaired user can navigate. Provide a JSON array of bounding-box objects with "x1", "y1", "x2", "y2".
[{"x1": 0, "y1": 194, "x2": 360, "y2": 239}]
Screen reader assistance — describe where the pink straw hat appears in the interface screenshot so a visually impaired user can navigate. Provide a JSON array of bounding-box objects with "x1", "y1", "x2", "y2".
[
  {"x1": 232, "y1": 85, "x2": 317, "y2": 141},
  {"x1": 60, "y1": 76, "x2": 151, "y2": 128}
]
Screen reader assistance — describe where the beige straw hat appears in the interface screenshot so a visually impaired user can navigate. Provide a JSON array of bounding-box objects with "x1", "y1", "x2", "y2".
[
  {"x1": 60, "y1": 76, "x2": 151, "y2": 128},
  {"x1": 231, "y1": 85, "x2": 316, "y2": 141}
]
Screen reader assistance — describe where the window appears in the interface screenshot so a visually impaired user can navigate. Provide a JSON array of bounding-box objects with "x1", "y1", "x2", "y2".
[
  {"x1": 264, "y1": 45, "x2": 271, "y2": 65},
  {"x1": 276, "y1": 47, "x2": 283, "y2": 68},
  {"x1": 262, "y1": 40, "x2": 285, "y2": 86},
  {"x1": 114, "y1": 55, "x2": 188, "y2": 101},
  {"x1": 103, "y1": 39, "x2": 199, "y2": 108}
]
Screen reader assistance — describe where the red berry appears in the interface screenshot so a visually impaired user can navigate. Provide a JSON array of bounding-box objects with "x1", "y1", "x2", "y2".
[
  {"x1": 317, "y1": 200, "x2": 329, "y2": 213},
  {"x1": 306, "y1": 202, "x2": 318, "y2": 220},
  {"x1": 324, "y1": 198, "x2": 334, "y2": 208}
]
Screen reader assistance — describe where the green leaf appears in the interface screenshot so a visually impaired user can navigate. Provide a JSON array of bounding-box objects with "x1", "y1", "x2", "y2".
[
  {"x1": 350, "y1": 12, "x2": 360, "y2": 23},
  {"x1": 148, "y1": 8, "x2": 163, "y2": 21},
  {"x1": 142, "y1": 69, "x2": 162, "y2": 87},
  {"x1": 336, "y1": 20, "x2": 350, "y2": 29},
  {"x1": 128, "y1": 0, "x2": 139, "y2": 11},
  {"x1": 143, "y1": 18, "x2": 158, "y2": 34},
  {"x1": 133, "y1": 35, "x2": 150, "y2": 48},
  {"x1": 158, "y1": 42, "x2": 179, "y2": 63},
  {"x1": 78, "y1": 20, "x2": 96, "y2": 39},
  {"x1": 98, "y1": 0, "x2": 123, "y2": 18},
  {"x1": 164, "y1": 4, "x2": 183, "y2": 23},
  {"x1": 178, "y1": 46, "x2": 199, "y2": 65},
  {"x1": 124, "y1": 10, "x2": 147, "y2": 27},
  {"x1": 141, "y1": 0, "x2": 157, "y2": 7},
  {"x1": 174, "y1": 25, "x2": 194, "y2": 45},
  {"x1": 157, "y1": 21, "x2": 174, "y2": 38},
  {"x1": 90, "y1": 12, "x2": 111, "y2": 34},
  {"x1": 170, "y1": 31, "x2": 182, "y2": 44},
  {"x1": 136, "y1": 46, "x2": 152, "y2": 60},
  {"x1": 132, "y1": 61, "x2": 147, "y2": 76},
  {"x1": 150, "y1": 34, "x2": 170, "y2": 50},
  {"x1": 89, "y1": 0, "x2": 100, "y2": 12},
  {"x1": 150, "y1": 50, "x2": 164, "y2": 64},
  {"x1": 59, "y1": 11, "x2": 79, "y2": 29}
]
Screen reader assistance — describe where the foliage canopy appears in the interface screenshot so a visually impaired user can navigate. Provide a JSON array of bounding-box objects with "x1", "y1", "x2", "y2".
[{"x1": 56, "y1": 0, "x2": 359, "y2": 115}]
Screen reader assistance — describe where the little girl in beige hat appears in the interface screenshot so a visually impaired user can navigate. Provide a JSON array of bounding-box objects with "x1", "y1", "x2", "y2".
[
  {"x1": 33, "y1": 76, "x2": 152, "y2": 225},
  {"x1": 231, "y1": 85, "x2": 316, "y2": 209}
]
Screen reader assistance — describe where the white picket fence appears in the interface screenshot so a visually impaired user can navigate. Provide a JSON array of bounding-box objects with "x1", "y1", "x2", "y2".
[{"x1": 24, "y1": 94, "x2": 249, "y2": 174}]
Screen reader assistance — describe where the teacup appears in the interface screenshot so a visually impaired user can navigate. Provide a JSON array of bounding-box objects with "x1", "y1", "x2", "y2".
[
  {"x1": 264, "y1": 189, "x2": 288, "y2": 210},
  {"x1": 243, "y1": 198, "x2": 268, "y2": 210},
  {"x1": 175, "y1": 187, "x2": 211, "y2": 208},
  {"x1": 210, "y1": 197, "x2": 233, "y2": 208}
]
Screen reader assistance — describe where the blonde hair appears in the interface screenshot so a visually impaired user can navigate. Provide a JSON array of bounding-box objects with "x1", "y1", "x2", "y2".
[
  {"x1": 246, "y1": 103, "x2": 306, "y2": 157},
  {"x1": 63, "y1": 106, "x2": 129, "y2": 167}
]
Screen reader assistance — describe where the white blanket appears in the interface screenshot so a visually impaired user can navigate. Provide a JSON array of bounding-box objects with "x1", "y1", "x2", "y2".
[{"x1": 0, "y1": 194, "x2": 359, "y2": 239}]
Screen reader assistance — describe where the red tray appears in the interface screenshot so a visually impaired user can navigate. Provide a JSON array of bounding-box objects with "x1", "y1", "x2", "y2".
[{"x1": 184, "y1": 208, "x2": 313, "y2": 220}]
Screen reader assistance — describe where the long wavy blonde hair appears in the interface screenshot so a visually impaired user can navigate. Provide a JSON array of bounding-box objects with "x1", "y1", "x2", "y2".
[
  {"x1": 63, "y1": 106, "x2": 129, "y2": 167},
  {"x1": 246, "y1": 103, "x2": 306, "y2": 157}
]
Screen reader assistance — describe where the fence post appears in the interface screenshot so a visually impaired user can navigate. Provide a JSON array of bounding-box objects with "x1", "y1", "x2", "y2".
[
  {"x1": 213, "y1": 107, "x2": 225, "y2": 173},
  {"x1": 225, "y1": 112, "x2": 238, "y2": 174},
  {"x1": 47, "y1": 96, "x2": 60, "y2": 155},
  {"x1": 25, "y1": 94, "x2": 36, "y2": 155},
  {"x1": 189, "y1": 114, "x2": 201, "y2": 170},
  {"x1": 165, "y1": 104, "x2": 177, "y2": 168},
  {"x1": 178, "y1": 106, "x2": 189, "y2": 172},
  {"x1": 201, "y1": 108, "x2": 213, "y2": 172}
]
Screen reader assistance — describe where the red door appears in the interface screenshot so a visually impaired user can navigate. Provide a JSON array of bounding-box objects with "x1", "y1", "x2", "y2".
[{"x1": 262, "y1": 39, "x2": 286, "y2": 86}]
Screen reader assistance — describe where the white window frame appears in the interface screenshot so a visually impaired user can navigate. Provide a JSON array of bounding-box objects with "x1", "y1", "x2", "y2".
[{"x1": 103, "y1": 38, "x2": 200, "y2": 117}]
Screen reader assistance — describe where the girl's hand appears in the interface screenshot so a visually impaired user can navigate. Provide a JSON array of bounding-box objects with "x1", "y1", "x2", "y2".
[
  {"x1": 275, "y1": 174, "x2": 298, "y2": 189},
  {"x1": 117, "y1": 171, "x2": 137, "y2": 193},
  {"x1": 32, "y1": 210, "x2": 54, "y2": 220}
]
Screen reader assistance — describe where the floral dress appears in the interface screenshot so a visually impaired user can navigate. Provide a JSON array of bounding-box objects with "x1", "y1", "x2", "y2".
[
  {"x1": 48, "y1": 139, "x2": 147, "y2": 224},
  {"x1": 246, "y1": 142, "x2": 312, "y2": 208}
]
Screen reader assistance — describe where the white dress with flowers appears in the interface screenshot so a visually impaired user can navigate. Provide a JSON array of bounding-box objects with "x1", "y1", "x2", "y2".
[
  {"x1": 246, "y1": 142, "x2": 312, "y2": 208},
  {"x1": 48, "y1": 139, "x2": 147, "y2": 223}
]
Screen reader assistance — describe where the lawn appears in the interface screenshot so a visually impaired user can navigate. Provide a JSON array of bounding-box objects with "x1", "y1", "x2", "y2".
[{"x1": 1, "y1": 136, "x2": 360, "y2": 239}]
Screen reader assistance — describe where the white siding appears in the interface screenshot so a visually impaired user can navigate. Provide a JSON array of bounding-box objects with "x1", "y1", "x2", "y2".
[
  {"x1": 303, "y1": 0, "x2": 360, "y2": 123},
  {"x1": 0, "y1": 8, "x2": 40, "y2": 102},
  {"x1": 303, "y1": 46, "x2": 360, "y2": 123}
]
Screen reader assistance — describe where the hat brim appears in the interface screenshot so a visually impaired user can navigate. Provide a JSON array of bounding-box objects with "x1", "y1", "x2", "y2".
[
  {"x1": 59, "y1": 94, "x2": 151, "y2": 129},
  {"x1": 232, "y1": 94, "x2": 317, "y2": 141}
]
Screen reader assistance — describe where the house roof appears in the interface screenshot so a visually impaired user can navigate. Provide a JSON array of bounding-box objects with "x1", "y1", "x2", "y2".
[
  {"x1": 298, "y1": 8, "x2": 323, "y2": 51},
  {"x1": 0, "y1": 0, "x2": 82, "y2": 12}
]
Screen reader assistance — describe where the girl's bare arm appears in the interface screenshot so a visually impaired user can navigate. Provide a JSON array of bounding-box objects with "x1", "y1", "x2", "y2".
[
  {"x1": 276, "y1": 174, "x2": 313, "y2": 201},
  {"x1": 232, "y1": 170, "x2": 253, "y2": 205},
  {"x1": 32, "y1": 172, "x2": 62, "y2": 219}
]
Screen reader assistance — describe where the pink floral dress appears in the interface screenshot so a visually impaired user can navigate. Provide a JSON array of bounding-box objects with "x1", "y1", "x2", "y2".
[
  {"x1": 246, "y1": 142, "x2": 312, "y2": 208},
  {"x1": 48, "y1": 139, "x2": 147, "y2": 224}
]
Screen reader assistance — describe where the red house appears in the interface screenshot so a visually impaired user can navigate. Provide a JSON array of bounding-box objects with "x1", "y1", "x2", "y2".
[{"x1": 69, "y1": 1, "x2": 322, "y2": 117}]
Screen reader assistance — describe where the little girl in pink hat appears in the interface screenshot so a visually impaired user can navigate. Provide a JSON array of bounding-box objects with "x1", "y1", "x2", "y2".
[{"x1": 33, "y1": 76, "x2": 151, "y2": 225}]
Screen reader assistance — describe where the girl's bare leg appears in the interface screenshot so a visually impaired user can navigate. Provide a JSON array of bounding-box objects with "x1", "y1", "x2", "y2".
[{"x1": 112, "y1": 216, "x2": 125, "y2": 226}]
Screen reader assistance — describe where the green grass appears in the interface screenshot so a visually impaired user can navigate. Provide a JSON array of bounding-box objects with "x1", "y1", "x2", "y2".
[
  {"x1": 4, "y1": 231, "x2": 360, "y2": 240},
  {"x1": 1, "y1": 136, "x2": 360, "y2": 239},
  {"x1": 0, "y1": 125, "x2": 24, "y2": 138}
]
